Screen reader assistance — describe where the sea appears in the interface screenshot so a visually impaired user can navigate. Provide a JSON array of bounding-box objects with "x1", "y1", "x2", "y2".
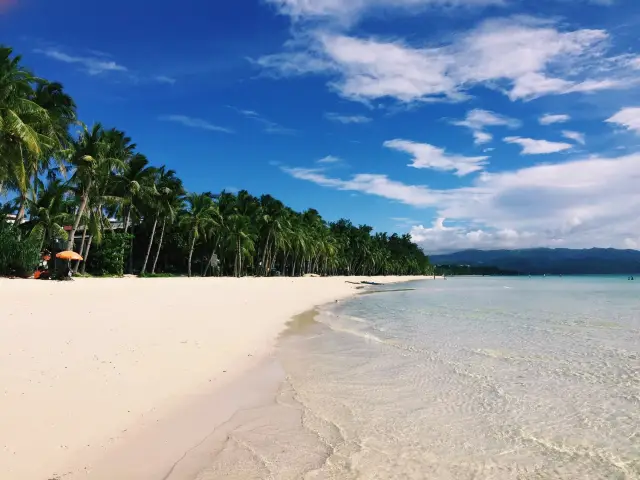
[{"x1": 185, "y1": 276, "x2": 640, "y2": 479}]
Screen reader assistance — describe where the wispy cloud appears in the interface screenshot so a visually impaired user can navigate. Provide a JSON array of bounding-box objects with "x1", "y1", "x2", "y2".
[
  {"x1": 452, "y1": 109, "x2": 520, "y2": 145},
  {"x1": 606, "y1": 107, "x2": 640, "y2": 134},
  {"x1": 317, "y1": 155, "x2": 342, "y2": 164},
  {"x1": 258, "y1": 17, "x2": 636, "y2": 104},
  {"x1": 153, "y1": 75, "x2": 177, "y2": 85},
  {"x1": 265, "y1": 0, "x2": 505, "y2": 25},
  {"x1": 325, "y1": 112, "x2": 372, "y2": 124},
  {"x1": 539, "y1": 114, "x2": 571, "y2": 125},
  {"x1": 282, "y1": 153, "x2": 640, "y2": 252},
  {"x1": 562, "y1": 130, "x2": 586, "y2": 145},
  {"x1": 34, "y1": 48, "x2": 127, "y2": 75},
  {"x1": 503, "y1": 136, "x2": 573, "y2": 154},
  {"x1": 159, "y1": 115, "x2": 234, "y2": 134},
  {"x1": 384, "y1": 139, "x2": 488, "y2": 176},
  {"x1": 34, "y1": 47, "x2": 176, "y2": 85},
  {"x1": 228, "y1": 106, "x2": 295, "y2": 135}
]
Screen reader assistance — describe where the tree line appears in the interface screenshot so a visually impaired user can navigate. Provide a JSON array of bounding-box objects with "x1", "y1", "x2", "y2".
[{"x1": 0, "y1": 45, "x2": 433, "y2": 277}]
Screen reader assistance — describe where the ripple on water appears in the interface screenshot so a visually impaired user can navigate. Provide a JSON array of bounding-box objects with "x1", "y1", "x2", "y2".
[{"x1": 193, "y1": 278, "x2": 640, "y2": 479}]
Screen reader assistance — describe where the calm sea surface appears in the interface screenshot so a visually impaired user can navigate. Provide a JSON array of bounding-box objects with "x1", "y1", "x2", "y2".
[{"x1": 192, "y1": 277, "x2": 640, "y2": 479}]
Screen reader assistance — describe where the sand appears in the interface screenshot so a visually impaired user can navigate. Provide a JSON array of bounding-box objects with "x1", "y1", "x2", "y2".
[{"x1": 0, "y1": 275, "x2": 425, "y2": 479}]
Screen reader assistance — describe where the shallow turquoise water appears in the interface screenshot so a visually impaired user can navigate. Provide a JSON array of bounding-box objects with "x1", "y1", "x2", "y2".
[{"x1": 196, "y1": 277, "x2": 640, "y2": 479}]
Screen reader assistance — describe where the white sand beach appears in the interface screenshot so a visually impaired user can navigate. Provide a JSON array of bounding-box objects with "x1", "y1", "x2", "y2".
[{"x1": 0, "y1": 276, "x2": 425, "y2": 480}]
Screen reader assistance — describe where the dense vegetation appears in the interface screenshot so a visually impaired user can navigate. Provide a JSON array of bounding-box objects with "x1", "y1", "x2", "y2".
[
  {"x1": 435, "y1": 264, "x2": 519, "y2": 276},
  {"x1": 431, "y1": 249, "x2": 640, "y2": 275},
  {"x1": 0, "y1": 45, "x2": 432, "y2": 278}
]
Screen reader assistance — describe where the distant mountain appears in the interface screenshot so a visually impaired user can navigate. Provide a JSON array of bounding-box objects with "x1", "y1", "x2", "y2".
[{"x1": 430, "y1": 248, "x2": 640, "y2": 275}]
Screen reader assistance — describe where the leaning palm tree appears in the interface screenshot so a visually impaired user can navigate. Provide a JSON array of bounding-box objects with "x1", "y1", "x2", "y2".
[
  {"x1": 65, "y1": 124, "x2": 106, "y2": 251},
  {"x1": 140, "y1": 166, "x2": 182, "y2": 275},
  {"x1": 179, "y1": 193, "x2": 219, "y2": 277},
  {"x1": 150, "y1": 190, "x2": 184, "y2": 275},
  {"x1": 66, "y1": 125, "x2": 127, "y2": 252},
  {"x1": 0, "y1": 46, "x2": 64, "y2": 225},
  {"x1": 110, "y1": 153, "x2": 157, "y2": 273},
  {"x1": 224, "y1": 213, "x2": 256, "y2": 277}
]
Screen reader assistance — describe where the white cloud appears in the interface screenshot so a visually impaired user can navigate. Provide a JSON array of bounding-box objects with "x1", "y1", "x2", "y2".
[
  {"x1": 228, "y1": 107, "x2": 295, "y2": 134},
  {"x1": 606, "y1": 107, "x2": 640, "y2": 134},
  {"x1": 282, "y1": 153, "x2": 640, "y2": 252},
  {"x1": 34, "y1": 48, "x2": 176, "y2": 85},
  {"x1": 562, "y1": 130, "x2": 586, "y2": 145},
  {"x1": 159, "y1": 115, "x2": 234, "y2": 133},
  {"x1": 325, "y1": 112, "x2": 372, "y2": 123},
  {"x1": 317, "y1": 155, "x2": 342, "y2": 164},
  {"x1": 503, "y1": 136, "x2": 573, "y2": 154},
  {"x1": 473, "y1": 131, "x2": 493, "y2": 145},
  {"x1": 265, "y1": 0, "x2": 505, "y2": 24},
  {"x1": 384, "y1": 139, "x2": 488, "y2": 175},
  {"x1": 539, "y1": 113, "x2": 570, "y2": 125},
  {"x1": 626, "y1": 56, "x2": 640, "y2": 70},
  {"x1": 258, "y1": 17, "x2": 634, "y2": 104},
  {"x1": 410, "y1": 219, "x2": 543, "y2": 253},
  {"x1": 35, "y1": 48, "x2": 127, "y2": 75},
  {"x1": 154, "y1": 75, "x2": 177, "y2": 85},
  {"x1": 452, "y1": 109, "x2": 520, "y2": 144},
  {"x1": 282, "y1": 167, "x2": 444, "y2": 206}
]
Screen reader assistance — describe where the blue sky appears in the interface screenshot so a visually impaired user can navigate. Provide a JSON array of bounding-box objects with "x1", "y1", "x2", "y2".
[{"x1": 3, "y1": 0, "x2": 640, "y2": 253}]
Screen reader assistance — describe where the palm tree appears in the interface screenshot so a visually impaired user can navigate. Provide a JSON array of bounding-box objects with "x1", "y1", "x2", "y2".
[
  {"x1": 150, "y1": 190, "x2": 184, "y2": 275},
  {"x1": 224, "y1": 213, "x2": 256, "y2": 277},
  {"x1": 24, "y1": 179, "x2": 71, "y2": 251},
  {"x1": 1, "y1": 43, "x2": 436, "y2": 279},
  {"x1": 111, "y1": 153, "x2": 157, "y2": 273},
  {"x1": 140, "y1": 166, "x2": 182, "y2": 275},
  {"x1": 0, "y1": 46, "x2": 63, "y2": 225},
  {"x1": 179, "y1": 193, "x2": 219, "y2": 277},
  {"x1": 257, "y1": 195, "x2": 288, "y2": 276},
  {"x1": 65, "y1": 124, "x2": 108, "y2": 251}
]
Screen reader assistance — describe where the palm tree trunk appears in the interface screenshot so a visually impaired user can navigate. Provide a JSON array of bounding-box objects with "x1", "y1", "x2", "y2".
[
  {"x1": 202, "y1": 237, "x2": 221, "y2": 277},
  {"x1": 151, "y1": 219, "x2": 166, "y2": 274},
  {"x1": 261, "y1": 231, "x2": 272, "y2": 275},
  {"x1": 81, "y1": 236, "x2": 93, "y2": 274},
  {"x1": 187, "y1": 232, "x2": 196, "y2": 277},
  {"x1": 67, "y1": 184, "x2": 91, "y2": 251},
  {"x1": 123, "y1": 206, "x2": 132, "y2": 234},
  {"x1": 73, "y1": 221, "x2": 89, "y2": 273},
  {"x1": 140, "y1": 215, "x2": 158, "y2": 275},
  {"x1": 14, "y1": 147, "x2": 28, "y2": 228},
  {"x1": 236, "y1": 239, "x2": 241, "y2": 277},
  {"x1": 14, "y1": 192, "x2": 27, "y2": 226},
  {"x1": 233, "y1": 239, "x2": 238, "y2": 277},
  {"x1": 128, "y1": 224, "x2": 135, "y2": 274}
]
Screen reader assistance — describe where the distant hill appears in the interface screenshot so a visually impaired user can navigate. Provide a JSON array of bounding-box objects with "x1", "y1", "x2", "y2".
[{"x1": 430, "y1": 248, "x2": 640, "y2": 275}]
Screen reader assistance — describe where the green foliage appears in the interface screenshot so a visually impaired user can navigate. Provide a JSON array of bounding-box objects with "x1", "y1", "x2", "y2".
[
  {"x1": 1, "y1": 45, "x2": 433, "y2": 279},
  {"x1": 0, "y1": 223, "x2": 40, "y2": 277},
  {"x1": 86, "y1": 232, "x2": 132, "y2": 276}
]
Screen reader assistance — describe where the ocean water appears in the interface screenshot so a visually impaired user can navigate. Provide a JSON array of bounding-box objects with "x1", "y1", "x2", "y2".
[{"x1": 189, "y1": 277, "x2": 640, "y2": 479}]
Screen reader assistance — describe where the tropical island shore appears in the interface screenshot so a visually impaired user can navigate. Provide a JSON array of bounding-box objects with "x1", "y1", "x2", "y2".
[{"x1": 0, "y1": 275, "x2": 427, "y2": 479}]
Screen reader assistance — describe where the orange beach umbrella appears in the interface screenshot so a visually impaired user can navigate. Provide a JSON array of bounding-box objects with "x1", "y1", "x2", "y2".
[{"x1": 56, "y1": 251, "x2": 83, "y2": 261}]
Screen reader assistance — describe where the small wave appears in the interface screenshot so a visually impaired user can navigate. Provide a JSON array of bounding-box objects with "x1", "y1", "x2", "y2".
[
  {"x1": 517, "y1": 430, "x2": 640, "y2": 477},
  {"x1": 325, "y1": 325, "x2": 386, "y2": 344}
]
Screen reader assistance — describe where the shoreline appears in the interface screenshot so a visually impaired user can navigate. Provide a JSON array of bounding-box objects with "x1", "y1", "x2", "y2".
[{"x1": 0, "y1": 275, "x2": 429, "y2": 479}]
